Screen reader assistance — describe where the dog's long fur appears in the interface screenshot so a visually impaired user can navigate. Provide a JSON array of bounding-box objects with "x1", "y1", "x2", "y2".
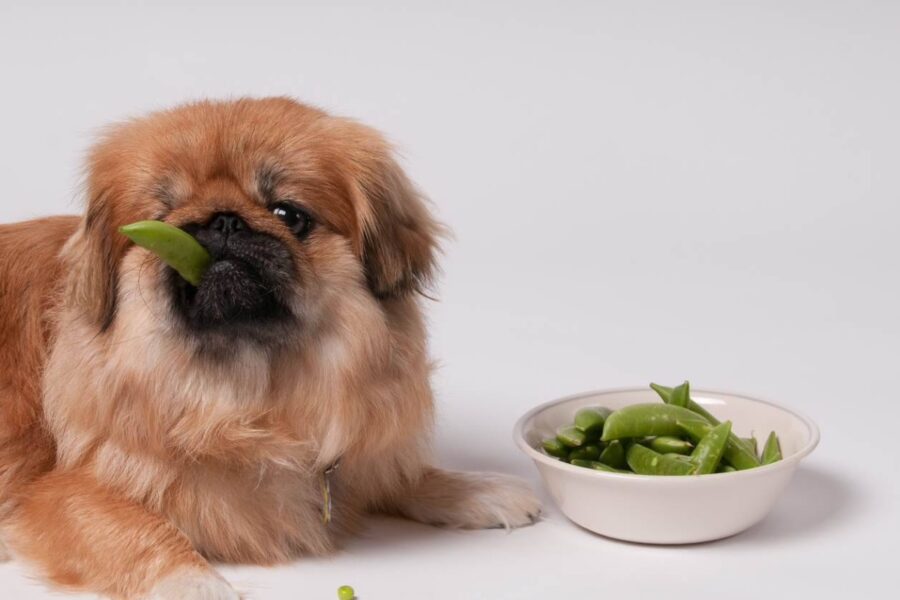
[{"x1": 0, "y1": 98, "x2": 539, "y2": 599}]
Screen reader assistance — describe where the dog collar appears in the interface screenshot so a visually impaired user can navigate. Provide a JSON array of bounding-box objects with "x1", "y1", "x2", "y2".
[{"x1": 321, "y1": 460, "x2": 341, "y2": 524}]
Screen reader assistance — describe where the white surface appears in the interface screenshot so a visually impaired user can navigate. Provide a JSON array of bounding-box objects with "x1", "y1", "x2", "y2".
[
  {"x1": 0, "y1": 0, "x2": 898, "y2": 598},
  {"x1": 516, "y1": 388, "x2": 819, "y2": 544}
]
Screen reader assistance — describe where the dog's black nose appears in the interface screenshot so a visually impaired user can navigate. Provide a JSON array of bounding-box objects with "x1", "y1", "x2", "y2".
[{"x1": 208, "y1": 212, "x2": 246, "y2": 236}]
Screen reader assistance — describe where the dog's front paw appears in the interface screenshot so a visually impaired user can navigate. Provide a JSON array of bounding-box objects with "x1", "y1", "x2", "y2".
[
  {"x1": 144, "y1": 568, "x2": 240, "y2": 600},
  {"x1": 456, "y1": 472, "x2": 542, "y2": 529},
  {"x1": 403, "y1": 469, "x2": 542, "y2": 530}
]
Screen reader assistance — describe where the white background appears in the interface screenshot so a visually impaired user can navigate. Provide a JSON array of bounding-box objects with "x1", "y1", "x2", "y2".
[{"x1": 1, "y1": 1, "x2": 898, "y2": 598}]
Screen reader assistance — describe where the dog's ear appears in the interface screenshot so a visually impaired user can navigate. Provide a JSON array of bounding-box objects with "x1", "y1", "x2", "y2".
[
  {"x1": 65, "y1": 147, "x2": 132, "y2": 330},
  {"x1": 343, "y1": 130, "x2": 442, "y2": 299}
]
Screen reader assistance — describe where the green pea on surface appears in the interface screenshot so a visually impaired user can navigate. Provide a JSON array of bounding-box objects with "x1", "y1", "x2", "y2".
[
  {"x1": 337, "y1": 585, "x2": 356, "y2": 600},
  {"x1": 762, "y1": 431, "x2": 783, "y2": 464},
  {"x1": 119, "y1": 220, "x2": 211, "y2": 286}
]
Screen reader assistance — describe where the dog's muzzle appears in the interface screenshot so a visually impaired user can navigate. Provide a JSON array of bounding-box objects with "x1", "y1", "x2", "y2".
[{"x1": 171, "y1": 212, "x2": 295, "y2": 331}]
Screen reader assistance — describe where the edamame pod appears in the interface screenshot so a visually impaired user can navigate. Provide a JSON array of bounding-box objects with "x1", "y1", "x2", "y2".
[
  {"x1": 762, "y1": 431, "x2": 782, "y2": 464},
  {"x1": 598, "y1": 440, "x2": 627, "y2": 469},
  {"x1": 569, "y1": 444, "x2": 602, "y2": 461},
  {"x1": 626, "y1": 444, "x2": 695, "y2": 475},
  {"x1": 119, "y1": 221, "x2": 211, "y2": 286},
  {"x1": 601, "y1": 403, "x2": 709, "y2": 442},
  {"x1": 690, "y1": 421, "x2": 732, "y2": 474},
  {"x1": 647, "y1": 436, "x2": 693, "y2": 455},
  {"x1": 570, "y1": 458, "x2": 628, "y2": 473},
  {"x1": 574, "y1": 407, "x2": 612, "y2": 439},
  {"x1": 542, "y1": 438, "x2": 569, "y2": 459},
  {"x1": 676, "y1": 418, "x2": 760, "y2": 470},
  {"x1": 556, "y1": 425, "x2": 587, "y2": 448}
]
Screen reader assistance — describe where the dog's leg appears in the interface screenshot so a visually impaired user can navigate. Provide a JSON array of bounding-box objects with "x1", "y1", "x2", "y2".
[
  {"x1": 389, "y1": 467, "x2": 541, "y2": 529},
  {"x1": 5, "y1": 469, "x2": 238, "y2": 600}
]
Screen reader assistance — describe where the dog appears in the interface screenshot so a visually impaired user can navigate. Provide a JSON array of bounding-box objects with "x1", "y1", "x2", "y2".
[{"x1": 0, "y1": 97, "x2": 540, "y2": 599}]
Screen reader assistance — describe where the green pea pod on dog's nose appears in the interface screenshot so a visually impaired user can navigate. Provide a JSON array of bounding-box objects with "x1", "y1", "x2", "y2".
[{"x1": 119, "y1": 220, "x2": 212, "y2": 286}]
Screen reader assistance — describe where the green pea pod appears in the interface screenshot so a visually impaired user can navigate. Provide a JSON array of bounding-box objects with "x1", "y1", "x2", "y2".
[
  {"x1": 556, "y1": 425, "x2": 587, "y2": 448},
  {"x1": 676, "y1": 418, "x2": 760, "y2": 470},
  {"x1": 119, "y1": 221, "x2": 211, "y2": 286},
  {"x1": 601, "y1": 403, "x2": 709, "y2": 442},
  {"x1": 570, "y1": 458, "x2": 629, "y2": 473},
  {"x1": 653, "y1": 383, "x2": 761, "y2": 468},
  {"x1": 647, "y1": 436, "x2": 693, "y2": 455},
  {"x1": 743, "y1": 437, "x2": 759, "y2": 456},
  {"x1": 664, "y1": 453, "x2": 693, "y2": 463},
  {"x1": 690, "y1": 421, "x2": 732, "y2": 474},
  {"x1": 569, "y1": 444, "x2": 602, "y2": 461},
  {"x1": 649, "y1": 382, "x2": 674, "y2": 403},
  {"x1": 762, "y1": 431, "x2": 783, "y2": 464},
  {"x1": 541, "y1": 438, "x2": 569, "y2": 459},
  {"x1": 574, "y1": 407, "x2": 612, "y2": 439},
  {"x1": 669, "y1": 381, "x2": 691, "y2": 408},
  {"x1": 716, "y1": 464, "x2": 737, "y2": 473},
  {"x1": 598, "y1": 440, "x2": 627, "y2": 469},
  {"x1": 626, "y1": 444, "x2": 695, "y2": 475}
]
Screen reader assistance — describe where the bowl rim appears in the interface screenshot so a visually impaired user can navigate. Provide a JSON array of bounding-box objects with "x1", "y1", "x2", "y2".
[{"x1": 513, "y1": 386, "x2": 820, "y2": 481}]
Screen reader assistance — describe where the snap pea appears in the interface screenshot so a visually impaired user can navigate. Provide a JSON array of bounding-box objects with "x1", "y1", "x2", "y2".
[
  {"x1": 556, "y1": 425, "x2": 587, "y2": 448},
  {"x1": 119, "y1": 221, "x2": 212, "y2": 286},
  {"x1": 647, "y1": 436, "x2": 693, "y2": 455},
  {"x1": 743, "y1": 437, "x2": 759, "y2": 456},
  {"x1": 569, "y1": 444, "x2": 602, "y2": 461},
  {"x1": 762, "y1": 431, "x2": 783, "y2": 464},
  {"x1": 652, "y1": 381, "x2": 720, "y2": 424},
  {"x1": 574, "y1": 407, "x2": 612, "y2": 439},
  {"x1": 542, "y1": 438, "x2": 569, "y2": 459},
  {"x1": 597, "y1": 440, "x2": 627, "y2": 469},
  {"x1": 675, "y1": 418, "x2": 760, "y2": 471},
  {"x1": 570, "y1": 459, "x2": 629, "y2": 473},
  {"x1": 626, "y1": 444, "x2": 695, "y2": 475},
  {"x1": 600, "y1": 403, "x2": 709, "y2": 442},
  {"x1": 670, "y1": 381, "x2": 691, "y2": 408},
  {"x1": 649, "y1": 382, "x2": 674, "y2": 403},
  {"x1": 716, "y1": 464, "x2": 737, "y2": 473},
  {"x1": 665, "y1": 453, "x2": 693, "y2": 463},
  {"x1": 653, "y1": 381, "x2": 759, "y2": 461},
  {"x1": 691, "y1": 421, "x2": 732, "y2": 474}
]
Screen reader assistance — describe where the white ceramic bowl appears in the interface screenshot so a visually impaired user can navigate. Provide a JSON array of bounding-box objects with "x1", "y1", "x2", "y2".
[{"x1": 514, "y1": 387, "x2": 819, "y2": 544}]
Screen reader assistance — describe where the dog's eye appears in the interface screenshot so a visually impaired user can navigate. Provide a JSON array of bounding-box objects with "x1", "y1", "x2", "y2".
[{"x1": 271, "y1": 202, "x2": 313, "y2": 239}]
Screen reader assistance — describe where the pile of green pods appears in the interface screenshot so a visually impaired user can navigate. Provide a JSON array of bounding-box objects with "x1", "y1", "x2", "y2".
[{"x1": 542, "y1": 382, "x2": 783, "y2": 475}]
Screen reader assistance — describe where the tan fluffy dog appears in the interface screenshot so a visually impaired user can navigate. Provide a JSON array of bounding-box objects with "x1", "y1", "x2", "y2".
[{"x1": 0, "y1": 98, "x2": 540, "y2": 599}]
